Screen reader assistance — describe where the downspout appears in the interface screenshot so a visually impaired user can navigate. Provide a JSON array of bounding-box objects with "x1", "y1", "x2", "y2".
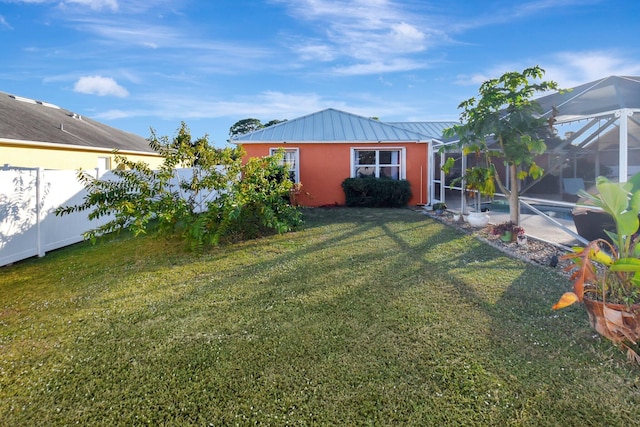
[{"x1": 420, "y1": 165, "x2": 423, "y2": 205}]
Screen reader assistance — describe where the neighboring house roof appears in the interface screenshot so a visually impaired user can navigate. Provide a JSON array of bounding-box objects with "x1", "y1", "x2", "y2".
[
  {"x1": 231, "y1": 108, "x2": 436, "y2": 143},
  {"x1": 537, "y1": 75, "x2": 640, "y2": 122},
  {"x1": 0, "y1": 91, "x2": 155, "y2": 154}
]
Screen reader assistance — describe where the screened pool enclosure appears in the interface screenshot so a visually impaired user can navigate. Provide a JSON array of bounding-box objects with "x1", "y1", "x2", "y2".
[{"x1": 430, "y1": 76, "x2": 640, "y2": 219}]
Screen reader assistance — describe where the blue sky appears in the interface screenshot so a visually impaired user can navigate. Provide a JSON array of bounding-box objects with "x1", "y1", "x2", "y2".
[{"x1": 2, "y1": 0, "x2": 639, "y2": 147}]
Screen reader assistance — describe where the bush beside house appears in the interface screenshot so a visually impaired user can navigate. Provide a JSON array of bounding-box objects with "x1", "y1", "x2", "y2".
[{"x1": 341, "y1": 177, "x2": 412, "y2": 208}]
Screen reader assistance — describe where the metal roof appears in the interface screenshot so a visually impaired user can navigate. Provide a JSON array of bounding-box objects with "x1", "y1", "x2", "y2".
[
  {"x1": 0, "y1": 91, "x2": 155, "y2": 153},
  {"x1": 538, "y1": 75, "x2": 640, "y2": 122},
  {"x1": 387, "y1": 121, "x2": 457, "y2": 140},
  {"x1": 232, "y1": 108, "x2": 435, "y2": 143}
]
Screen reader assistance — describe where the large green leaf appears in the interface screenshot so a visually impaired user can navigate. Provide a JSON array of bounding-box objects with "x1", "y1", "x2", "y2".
[
  {"x1": 631, "y1": 189, "x2": 640, "y2": 214},
  {"x1": 609, "y1": 257, "x2": 640, "y2": 272},
  {"x1": 596, "y1": 181, "x2": 628, "y2": 217},
  {"x1": 594, "y1": 179, "x2": 639, "y2": 235},
  {"x1": 527, "y1": 137, "x2": 547, "y2": 154},
  {"x1": 627, "y1": 171, "x2": 640, "y2": 193},
  {"x1": 631, "y1": 272, "x2": 640, "y2": 288},
  {"x1": 618, "y1": 211, "x2": 640, "y2": 236}
]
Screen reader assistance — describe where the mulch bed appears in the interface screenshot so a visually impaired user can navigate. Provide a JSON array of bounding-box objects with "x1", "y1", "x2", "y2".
[{"x1": 424, "y1": 210, "x2": 574, "y2": 276}]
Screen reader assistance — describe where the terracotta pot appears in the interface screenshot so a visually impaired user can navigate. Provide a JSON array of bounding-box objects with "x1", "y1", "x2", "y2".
[{"x1": 583, "y1": 297, "x2": 640, "y2": 345}]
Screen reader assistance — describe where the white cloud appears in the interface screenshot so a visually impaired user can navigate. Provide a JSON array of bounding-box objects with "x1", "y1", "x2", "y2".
[
  {"x1": 64, "y1": 0, "x2": 119, "y2": 11},
  {"x1": 295, "y1": 43, "x2": 335, "y2": 62},
  {"x1": 456, "y1": 73, "x2": 490, "y2": 86},
  {"x1": 334, "y1": 58, "x2": 427, "y2": 76},
  {"x1": 92, "y1": 89, "x2": 423, "y2": 126},
  {"x1": 0, "y1": 15, "x2": 12, "y2": 29},
  {"x1": 277, "y1": 0, "x2": 439, "y2": 74},
  {"x1": 70, "y1": 19, "x2": 176, "y2": 47},
  {"x1": 388, "y1": 22, "x2": 426, "y2": 52},
  {"x1": 455, "y1": 51, "x2": 640, "y2": 91},
  {"x1": 167, "y1": 91, "x2": 334, "y2": 120},
  {"x1": 453, "y1": 64, "x2": 521, "y2": 87},
  {"x1": 95, "y1": 108, "x2": 130, "y2": 120},
  {"x1": 93, "y1": 90, "x2": 338, "y2": 122},
  {"x1": 4, "y1": 0, "x2": 50, "y2": 4},
  {"x1": 68, "y1": 17, "x2": 272, "y2": 69},
  {"x1": 445, "y1": 0, "x2": 605, "y2": 33},
  {"x1": 6, "y1": 0, "x2": 119, "y2": 10},
  {"x1": 544, "y1": 51, "x2": 640, "y2": 88},
  {"x1": 73, "y1": 75, "x2": 129, "y2": 97}
]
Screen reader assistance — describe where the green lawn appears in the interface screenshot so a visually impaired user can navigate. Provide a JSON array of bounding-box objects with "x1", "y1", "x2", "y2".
[{"x1": 2, "y1": 207, "x2": 640, "y2": 425}]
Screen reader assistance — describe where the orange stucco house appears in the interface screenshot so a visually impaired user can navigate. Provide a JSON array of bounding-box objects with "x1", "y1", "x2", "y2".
[{"x1": 233, "y1": 108, "x2": 454, "y2": 207}]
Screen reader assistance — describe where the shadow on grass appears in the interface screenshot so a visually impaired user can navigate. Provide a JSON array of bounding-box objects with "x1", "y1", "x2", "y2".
[{"x1": 3, "y1": 207, "x2": 640, "y2": 425}]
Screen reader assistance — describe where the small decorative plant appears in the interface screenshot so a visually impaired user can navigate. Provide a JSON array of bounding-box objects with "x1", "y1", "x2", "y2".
[
  {"x1": 432, "y1": 202, "x2": 447, "y2": 214},
  {"x1": 442, "y1": 158, "x2": 495, "y2": 213},
  {"x1": 491, "y1": 221, "x2": 525, "y2": 241},
  {"x1": 552, "y1": 172, "x2": 640, "y2": 363}
]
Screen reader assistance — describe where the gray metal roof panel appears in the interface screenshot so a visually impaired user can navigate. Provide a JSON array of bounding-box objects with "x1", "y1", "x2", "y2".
[
  {"x1": 387, "y1": 121, "x2": 458, "y2": 139},
  {"x1": 233, "y1": 108, "x2": 430, "y2": 142},
  {"x1": 537, "y1": 76, "x2": 640, "y2": 121}
]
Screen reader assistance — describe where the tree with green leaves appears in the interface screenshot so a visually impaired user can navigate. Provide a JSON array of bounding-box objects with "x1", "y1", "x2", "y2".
[
  {"x1": 204, "y1": 151, "x2": 302, "y2": 244},
  {"x1": 263, "y1": 119, "x2": 287, "y2": 128},
  {"x1": 57, "y1": 122, "x2": 302, "y2": 248},
  {"x1": 229, "y1": 118, "x2": 263, "y2": 139},
  {"x1": 228, "y1": 118, "x2": 287, "y2": 139},
  {"x1": 443, "y1": 66, "x2": 560, "y2": 225}
]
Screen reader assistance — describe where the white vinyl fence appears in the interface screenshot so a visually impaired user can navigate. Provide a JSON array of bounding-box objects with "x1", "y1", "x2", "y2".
[{"x1": 0, "y1": 166, "x2": 219, "y2": 267}]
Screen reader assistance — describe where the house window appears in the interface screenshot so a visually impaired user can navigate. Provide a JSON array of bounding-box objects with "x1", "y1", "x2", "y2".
[
  {"x1": 97, "y1": 156, "x2": 111, "y2": 171},
  {"x1": 270, "y1": 148, "x2": 300, "y2": 183},
  {"x1": 352, "y1": 149, "x2": 404, "y2": 179}
]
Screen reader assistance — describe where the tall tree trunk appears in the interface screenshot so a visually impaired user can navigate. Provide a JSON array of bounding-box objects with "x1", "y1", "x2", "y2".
[{"x1": 509, "y1": 163, "x2": 520, "y2": 224}]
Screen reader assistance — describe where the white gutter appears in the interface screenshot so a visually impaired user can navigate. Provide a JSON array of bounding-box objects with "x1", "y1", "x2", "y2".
[{"x1": 0, "y1": 137, "x2": 159, "y2": 156}]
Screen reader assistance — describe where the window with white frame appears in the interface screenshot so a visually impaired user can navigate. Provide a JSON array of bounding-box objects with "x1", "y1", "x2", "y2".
[
  {"x1": 97, "y1": 156, "x2": 111, "y2": 171},
  {"x1": 352, "y1": 149, "x2": 404, "y2": 180},
  {"x1": 270, "y1": 148, "x2": 300, "y2": 183}
]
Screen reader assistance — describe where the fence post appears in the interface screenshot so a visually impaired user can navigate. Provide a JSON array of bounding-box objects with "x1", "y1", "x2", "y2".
[{"x1": 36, "y1": 167, "x2": 45, "y2": 258}]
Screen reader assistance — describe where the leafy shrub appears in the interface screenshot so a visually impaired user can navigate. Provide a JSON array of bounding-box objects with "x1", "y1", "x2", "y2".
[
  {"x1": 432, "y1": 202, "x2": 447, "y2": 211},
  {"x1": 341, "y1": 177, "x2": 412, "y2": 207},
  {"x1": 491, "y1": 221, "x2": 525, "y2": 236},
  {"x1": 56, "y1": 123, "x2": 302, "y2": 248},
  {"x1": 196, "y1": 152, "x2": 303, "y2": 245}
]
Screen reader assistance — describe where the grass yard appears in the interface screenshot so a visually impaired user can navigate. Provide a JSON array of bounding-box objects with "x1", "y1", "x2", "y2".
[{"x1": 1, "y1": 207, "x2": 640, "y2": 425}]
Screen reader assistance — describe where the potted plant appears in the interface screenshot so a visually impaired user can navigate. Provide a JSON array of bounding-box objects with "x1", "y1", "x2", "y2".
[
  {"x1": 441, "y1": 150, "x2": 494, "y2": 229},
  {"x1": 491, "y1": 221, "x2": 525, "y2": 242},
  {"x1": 459, "y1": 164, "x2": 494, "y2": 227},
  {"x1": 553, "y1": 172, "x2": 640, "y2": 363},
  {"x1": 432, "y1": 202, "x2": 447, "y2": 215}
]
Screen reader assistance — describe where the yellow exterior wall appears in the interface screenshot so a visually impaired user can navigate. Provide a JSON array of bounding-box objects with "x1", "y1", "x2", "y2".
[{"x1": 1, "y1": 143, "x2": 163, "y2": 170}]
